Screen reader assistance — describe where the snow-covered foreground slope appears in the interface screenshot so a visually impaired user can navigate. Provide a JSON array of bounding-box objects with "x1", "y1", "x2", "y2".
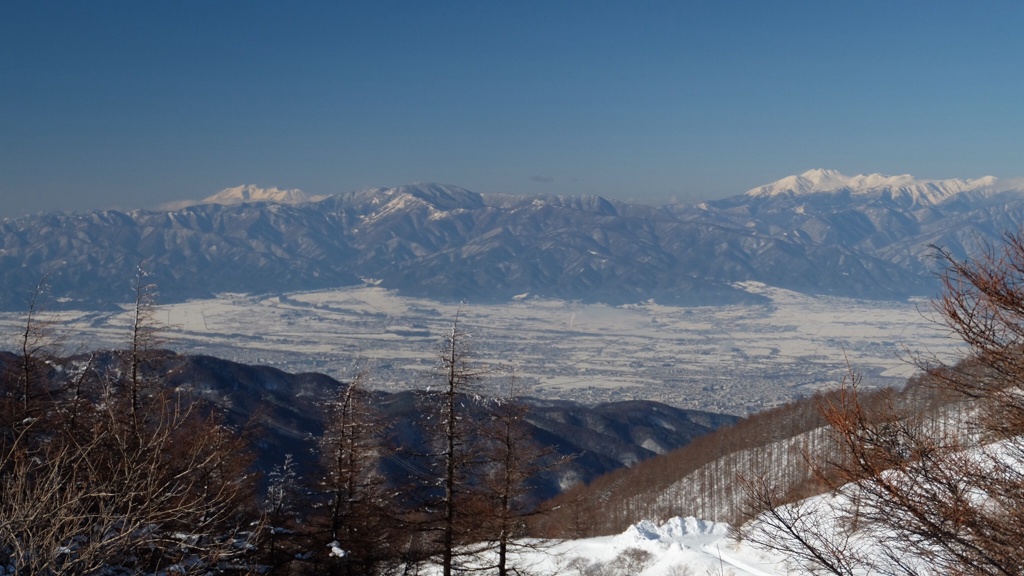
[{"x1": 418, "y1": 517, "x2": 786, "y2": 575}]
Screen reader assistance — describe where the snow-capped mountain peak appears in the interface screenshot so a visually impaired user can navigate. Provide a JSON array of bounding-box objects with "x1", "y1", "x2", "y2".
[
  {"x1": 796, "y1": 168, "x2": 851, "y2": 188},
  {"x1": 158, "y1": 185, "x2": 328, "y2": 211},
  {"x1": 745, "y1": 169, "x2": 1005, "y2": 206},
  {"x1": 201, "y1": 184, "x2": 326, "y2": 205}
]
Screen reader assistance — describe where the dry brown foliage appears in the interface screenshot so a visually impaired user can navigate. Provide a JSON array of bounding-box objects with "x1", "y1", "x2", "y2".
[{"x1": 739, "y1": 234, "x2": 1024, "y2": 575}]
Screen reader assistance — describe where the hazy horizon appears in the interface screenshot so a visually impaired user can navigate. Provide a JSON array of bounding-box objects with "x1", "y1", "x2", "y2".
[{"x1": 5, "y1": 2, "x2": 1024, "y2": 218}]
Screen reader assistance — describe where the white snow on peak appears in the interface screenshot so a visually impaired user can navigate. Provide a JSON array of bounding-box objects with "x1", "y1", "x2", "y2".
[
  {"x1": 201, "y1": 184, "x2": 326, "y2": 205},
  {"x1": 746, "y1": 169, "x2": 1008, "y2": 205},
  {"x1": 348, "y1": 183, "x2": 486, "y2": 212},
  {"x1": 159, "y1": 185, "x2": 328, "y2": 211}
]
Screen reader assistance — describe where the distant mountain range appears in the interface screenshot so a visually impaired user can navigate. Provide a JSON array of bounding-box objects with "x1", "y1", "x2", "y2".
[
  {"x1": 744, "y1": 168, "x2": 1003, "y2": 204},
  {"x1": 4, "y1": 170, "x2": 1024, "y2": 310}
]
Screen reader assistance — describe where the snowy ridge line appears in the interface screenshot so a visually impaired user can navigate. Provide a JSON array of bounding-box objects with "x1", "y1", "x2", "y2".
[{"x1": 745, "y1": 168, "x2": 1012, "y2": 205}]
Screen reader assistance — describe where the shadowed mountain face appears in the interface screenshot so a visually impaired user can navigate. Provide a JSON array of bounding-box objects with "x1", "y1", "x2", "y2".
[
  {"x1": 163, "y1": 351, "x2": 736, "y2": 500},
  {"x1": 4, "y1": 176, "x2": 1023, "y2": 310},
  {"x1": 0, "y1": 350, "x2": 737, "y2": 502}
]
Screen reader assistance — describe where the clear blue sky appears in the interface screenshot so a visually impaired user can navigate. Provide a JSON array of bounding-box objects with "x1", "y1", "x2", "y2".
[{"x1": 3, "y1": 1, "x2": 1023, "y2": 217}]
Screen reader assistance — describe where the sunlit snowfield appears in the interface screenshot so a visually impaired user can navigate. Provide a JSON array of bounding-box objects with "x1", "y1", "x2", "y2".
[{"x1": 0, "y1": 282, "x2": 962, "y2": 415}]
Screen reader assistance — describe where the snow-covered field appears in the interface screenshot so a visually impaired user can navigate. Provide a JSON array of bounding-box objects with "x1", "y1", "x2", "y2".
[{"x1": 0, "y1": 282, "x2": 962, "y2": 414}]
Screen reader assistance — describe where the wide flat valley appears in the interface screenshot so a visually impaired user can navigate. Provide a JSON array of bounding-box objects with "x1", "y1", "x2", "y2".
[{"x1": 0, "y1": 282, "x2": 962, "y2": 415}]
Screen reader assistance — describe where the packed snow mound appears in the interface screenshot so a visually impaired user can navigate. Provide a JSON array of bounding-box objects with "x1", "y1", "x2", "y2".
[
  {"x1": 541, "y1": 517, "x2": 784, "y2": 576},
  {"x1": 745, "y1": 168, "x2": 1009, "y2": 205},
  {"x1": 417, "y1": 516, "x2": 785, "y2": 575},
  {"x1": 619, "y1": 517, "x2": 729, "y2": 545},
  {"x1": 660, "y1": 516, "x2": 731, "y2": 538}
]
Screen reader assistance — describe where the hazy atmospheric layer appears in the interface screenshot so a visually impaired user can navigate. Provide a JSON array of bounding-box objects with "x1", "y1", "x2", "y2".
[{"x1": 6, "y1": 4, "x2": 1024, "y2": 218}]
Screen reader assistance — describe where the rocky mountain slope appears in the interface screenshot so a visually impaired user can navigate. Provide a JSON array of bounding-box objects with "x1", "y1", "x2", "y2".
[{"x1": 4, "y1": 171, "x2": 1024, "y2": 310}]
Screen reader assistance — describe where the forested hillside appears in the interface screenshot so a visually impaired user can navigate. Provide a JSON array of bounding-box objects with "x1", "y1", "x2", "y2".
[{"x1": 537, "y1": 372, "x2": 965, "y2": 537}]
